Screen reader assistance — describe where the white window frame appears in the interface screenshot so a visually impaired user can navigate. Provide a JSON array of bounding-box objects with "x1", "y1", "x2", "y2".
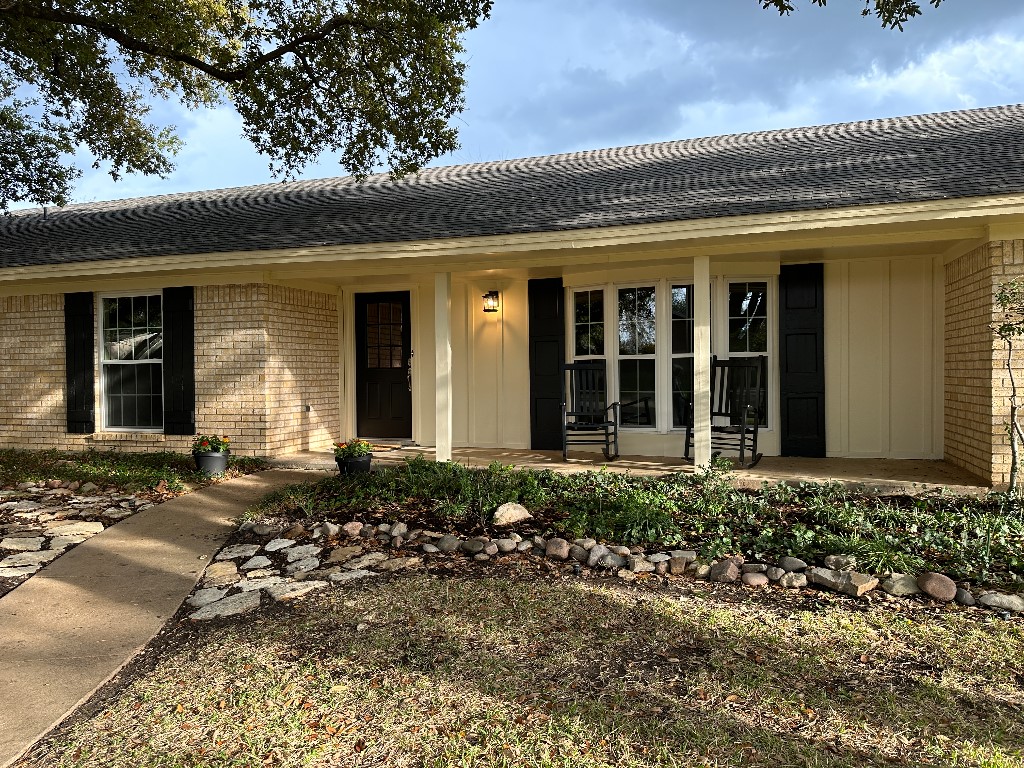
[
  {"x1": 614, "y1": 283, "x2": 659, "y2": 430},
  {"x1": 715, "y1": 277, "x2": 777, "y2": 431},
  {"x1": 98, "y1": 291, "x2": 165, "y2": 433}
]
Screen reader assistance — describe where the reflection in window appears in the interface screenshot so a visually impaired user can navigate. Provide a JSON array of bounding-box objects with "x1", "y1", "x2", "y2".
[
  {"x1": 728, "y1": 281, "x2": 768, "y2": 353},
  {"x1": 101, "y1": 295, "x2": 163, "y2": 429},
  {"x1": 366, "y1": 302, "x2": 404, "y2": 369},
  {"x1": 574, "y1": 290, "x2": 604, "y2": 356},
  {"x1": 671, "y1": 285, "x2": 694, "y2": 427},
  {"x1": 617, "y1": 287, "x2": 656, "y2": 427}
]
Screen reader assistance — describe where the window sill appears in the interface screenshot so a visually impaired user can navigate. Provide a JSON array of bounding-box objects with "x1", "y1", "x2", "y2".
[{"x1": 85, "y1": 432, "x2": 167, "y2": 442}]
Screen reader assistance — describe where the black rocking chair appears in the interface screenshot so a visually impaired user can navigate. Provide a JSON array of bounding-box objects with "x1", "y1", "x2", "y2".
[
  {"x1": 562, "y1": 361, "x2": 651, "y2": 460},
  {"x1": 684, "y1": 355, "x2": 766, "y2": 468}
]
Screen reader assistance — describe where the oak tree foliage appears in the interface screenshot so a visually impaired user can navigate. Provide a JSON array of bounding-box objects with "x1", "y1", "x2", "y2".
[
  {"x1": 0, "y1": 0, "x2": 492, "y2": 209},
  {"x1": 761, "y1": 0, "x2": 944, "y2": 30}
]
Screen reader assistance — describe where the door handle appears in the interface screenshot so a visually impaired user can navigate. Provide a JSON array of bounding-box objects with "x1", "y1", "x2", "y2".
[{"x1": 407, "y1": 350, "x2": 414, "y2": 392}]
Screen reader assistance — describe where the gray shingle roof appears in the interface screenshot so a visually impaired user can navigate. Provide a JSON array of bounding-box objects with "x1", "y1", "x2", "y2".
[{"x1": 4, "y1": 103, "x2": 1024, "y2": 269}]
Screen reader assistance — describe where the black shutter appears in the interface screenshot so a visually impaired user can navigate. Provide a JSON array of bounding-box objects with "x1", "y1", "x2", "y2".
[
  {"x1": 779, "y1": 264, "x2": 826, "y2": 457},
  {"x1": 162, "y1": 287, "x2": 196, "y2": 435},
  {"x1": 64, "y1": 292, "x2": 95, "y2": 433}
]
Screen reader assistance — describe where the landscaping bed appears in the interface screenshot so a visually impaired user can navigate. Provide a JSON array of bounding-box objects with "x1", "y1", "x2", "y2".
[{"x1": 0, "y1": 449, "x2": 268, "y2": 597}]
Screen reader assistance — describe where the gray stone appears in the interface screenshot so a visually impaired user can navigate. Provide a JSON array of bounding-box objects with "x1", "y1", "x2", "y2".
[
  {"x1": 315, "y1": 522, "x2": 342, "y2": 539},
  {"x1": 0, "y1": 537, "x2": 44, "y2": 551},
  {"x1": 377, "y1": 523, "x2": 392, "y2": 534},
  {"x1": 917, "y1": 572, "x2": 957, "y2": 602},
  {"x1": 609, "y1": 545, "x2": 632, "y2": 557},
  {"x1": 189, "y1": 590, "x2": 261, "y2": 620},
  {"x1": 742, "y1": 572, "x2": 769, "y2": 587},
  {"x1": 708, "y1": 558, "x2": 741, "y2": 583},
  {"x1": 266, "y1": 581, "x2": 328, "y2": 602},
  {"x1": 824, "y1": 554, "x2": 858, "y2": 571},
  {"x1": 492, "y1": 502, "x2": 533, "y2": 526},
  {"x1": 575, "y1": 538, "x2": 598, "y2": 550},
  {"x1": 390, "y1": 536, "x2": 405, "y2": 548},
  {"x1": 838, "y1": 572, "x2": 878, "y2": 598},
  {"x1": 48, "y1": 535, "x2": 88, "y2": 550},
  {"x1": 13, "y1": 502, "x2": 41, "y2": 512},
  {"x1": 236, "y1": 576, "x2": 289, "y2": 592},
  {"x1": 421, "y1": 543, "x2": 440, "y2": 554},
  {"x1": 806, "y1": 567, "x2": 844, "y2": 590},
  {"x1": 377, "y1": 556, "x2": 423, "y2": 571},
  {"x1": 345, "y1": 552, "x2": 388, "y2": 570},
  {"x1": 531, "y1": 535, "x2": 547, "y2": 548},
  {"x1": 251, "y1": 523, "x2": 280, "y2": 537},
  {"x1": 955, "y1": 587, "x2": 976, "y2": 606},
  {"x1": 881, "y1": 573, "x2": 921, "y2": 597},
  {"x1": 286, "y1": 557, "x2": 320, "y2": 574},
  {"x1": 587, "y1": 544, "x2": 610, "y2": 567},
  {"x1": 693, "y1": 564, "x2": 712, "y2": 579},
  {"x1": 778, "y1": 572, "x2": 807, "y2": 589},
  {"x1": 342, "y1": 521, "x2": 364, "y2": 538},
  {"x1": 43, "y1": 520, "x2": 103, "y2": 536},
  {"x1": 240, "y1": 555, "x2": 273, "y2": 571},
  {"x1": 264, "y1": 538, "x2": 296, "y2": 552},
  {"x1": 359, "y1": 524, "x2": 376, "y2": 538},
  {"x1": 473, "y1": 553, "x2": 491, "y2": 562},
  {"x1": 978, "y1": 592, "x2": 1024, "y2": 612},
  {"x1": 493, "y1": 538, "x2": 517, "y2": 553},
  {"x1": 508, "y1": 532, "x2": 523, "y2": 543},
  {"x1": 1, "y1": 550, "x2": 59, "y2": 568},
  {"x1": 328, "y1": 569, "x2": 378, "y2": 583},
  {"x1": 283, "y1": 544, "x2": 321, "y2": 562},
  {"x1": 545, "y1": 538, "x2": 571, "y2": 560},
  {"x1": 647, "y1": 553, "x2": 671, "y2": 564},
  {"x1": 389, "y1": 522, "x2": 409, "y2": 539},
  {"x1": 245, "y1": 568, "x2": 278, "y2": 579},
  {"x1": 779, "y1": 556, "x2": 808, "y2": 572},
  {"x1": 741, "y1": 563, "x2": 768, "y2": 574},
  {"x1": 187, "y1": 588, "x2": 227, "y2": 608},
  {"x1": 436, "y1": 535, "x2": 462, "y2": 553},
  {"x1": 202, "y1": 561, "x2": 239, "y2": 586},
  {"x1": 461, "y1": 539, "x2": 486, "y2": 555},
  {"x1": 327, "y1": 545, "x2": 363, "y2": 563},
  {"x1": 669, "y1": 550, "x2": 698, "y2": 563},
  {"x1": 216, "y1": 544, "x2": 260, "y2": 561},
  {"x1": 483, "y1": 542, "x2": 499, "y2": 556},
  {"x1": 668, "y1": 557, "x2": 690, "y2": 575},
  {"x1": 569, "y1": 545, "x2": 589, "y2": 563},
  {"x1": 765, "y1": 566, "x2": 786, "y2": 582},
  {"x1": 516, "y1": 541, "x2": 533, "y2": 552},
  {"x1": 597, "y1": 553, "x2": 626, "y2": 569},
  {"x1": 627, "y1": 554, "x2": 655, "y2": 573},
  {"x1": 0, "y1": 565, "x2": 39, "y2": 577}
]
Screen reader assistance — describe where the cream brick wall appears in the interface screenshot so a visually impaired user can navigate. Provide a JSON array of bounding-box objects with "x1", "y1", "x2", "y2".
[
  {"x1": 944, "y1": 239, "x2": 1024, "y2": 487},
  {"x1": 0, "y1": 284, "x2": 339, "y2": 456}
]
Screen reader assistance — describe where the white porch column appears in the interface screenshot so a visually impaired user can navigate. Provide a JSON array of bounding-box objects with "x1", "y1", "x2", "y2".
[
  {"x1": 693, "y1": 255, "x2": 712, "y2": 467},
  {"x1": 434, "y1": 272, "x2": 453, "y2": 462}
]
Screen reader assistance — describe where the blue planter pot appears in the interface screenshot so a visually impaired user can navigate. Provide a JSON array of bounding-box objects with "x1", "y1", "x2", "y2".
[
  {"x1": 194, "y1": 451, "x2": 230, "y2": 475},
  {"x1": 336, "y1": 454, "x2": 372, "y2": 474}
]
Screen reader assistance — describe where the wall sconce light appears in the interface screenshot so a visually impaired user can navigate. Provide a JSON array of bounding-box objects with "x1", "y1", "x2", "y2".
[{"x1": 482, "y1": 290, "x2": 500, "y2": 313}]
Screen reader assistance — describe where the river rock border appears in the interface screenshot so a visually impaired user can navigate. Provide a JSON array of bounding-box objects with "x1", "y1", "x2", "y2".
[{"x1": 189, "y1": 515, "x2": 1024, "y2": 620}]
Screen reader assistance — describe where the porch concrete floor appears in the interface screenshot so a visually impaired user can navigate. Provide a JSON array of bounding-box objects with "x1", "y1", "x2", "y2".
[{"x1": 268, "y1": 447, "x2": 989, "y2": 496}]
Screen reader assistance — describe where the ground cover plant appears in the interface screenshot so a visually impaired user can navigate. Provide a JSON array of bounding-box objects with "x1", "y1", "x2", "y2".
[
  {"x1": 250, "y1": 457, "x2": 1024, "y2": 586},
  {"x1": 17, "y1": 574, "x2": 1024, "y2": 768},
  {"x1": 0, "y1": 449, "x2": 268, "y2": 493}
]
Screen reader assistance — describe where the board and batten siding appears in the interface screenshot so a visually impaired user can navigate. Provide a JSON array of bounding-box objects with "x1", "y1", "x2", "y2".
[{"x1": 824, "y1": 256, "x2": 944, "y2": 459}]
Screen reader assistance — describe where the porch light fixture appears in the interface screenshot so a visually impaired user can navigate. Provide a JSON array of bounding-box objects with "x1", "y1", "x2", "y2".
[{"x1": 482, "y1": 290, "x2": 500, "y2": 313}]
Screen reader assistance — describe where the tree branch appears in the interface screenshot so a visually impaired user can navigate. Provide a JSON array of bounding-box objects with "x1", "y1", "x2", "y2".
[{"x1": 2, "y1": 2, "x2": 377, "y2": 84}]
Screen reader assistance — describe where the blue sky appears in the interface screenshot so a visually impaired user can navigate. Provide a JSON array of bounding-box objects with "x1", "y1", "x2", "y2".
[{"x1": 68, "y1": 0, "x2": 1024, "y2": 204}]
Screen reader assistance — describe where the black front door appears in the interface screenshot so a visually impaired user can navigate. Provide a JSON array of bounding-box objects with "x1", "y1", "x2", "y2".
[
  {"x1": 528, "y1": 278, "x2": 565, "y2": 450},
  {"x1": 355, "y1": 292, "x2": 412, "y2": 438},
  {"x1": 779, "y1": 264, "x2": 826, "y2": 457}
]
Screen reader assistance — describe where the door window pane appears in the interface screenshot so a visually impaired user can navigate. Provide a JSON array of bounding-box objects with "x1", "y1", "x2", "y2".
[
  {"x1": 671, "y1": 358, "x2": 695, "y2": 428},
  {"x1": 365, "y1": 301, "x2": 404, "y2": 369},
  {"x1": 573, "y1": 290, "x2": 604, "y2": 356}
]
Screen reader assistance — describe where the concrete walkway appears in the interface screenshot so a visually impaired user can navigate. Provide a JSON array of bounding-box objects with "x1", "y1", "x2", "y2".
[{"x1": 0, "y1": 469, "x2": 325, "y2": 768}]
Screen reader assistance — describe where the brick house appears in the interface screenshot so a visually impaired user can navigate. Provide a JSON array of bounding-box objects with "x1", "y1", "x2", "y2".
[{"x1": 2, "y1": 103, "x2": 1024, "y2": 486}]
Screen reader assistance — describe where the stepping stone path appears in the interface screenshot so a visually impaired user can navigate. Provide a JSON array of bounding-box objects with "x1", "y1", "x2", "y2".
[
  {"x1": 0, "y1": 480, "x2": 156, "y2": 595},
  {"x1": 187, "y1": 513, "x2": 1024, "y2": 622}
]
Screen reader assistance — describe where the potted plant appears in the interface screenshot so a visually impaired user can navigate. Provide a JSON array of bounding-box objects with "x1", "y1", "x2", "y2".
[
  {"x1": 334, "y1": 438, "x2": 373, "y2": 474},
  {"x1": 192, "y1": 434, "x2": 231, "y2": 475}
]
